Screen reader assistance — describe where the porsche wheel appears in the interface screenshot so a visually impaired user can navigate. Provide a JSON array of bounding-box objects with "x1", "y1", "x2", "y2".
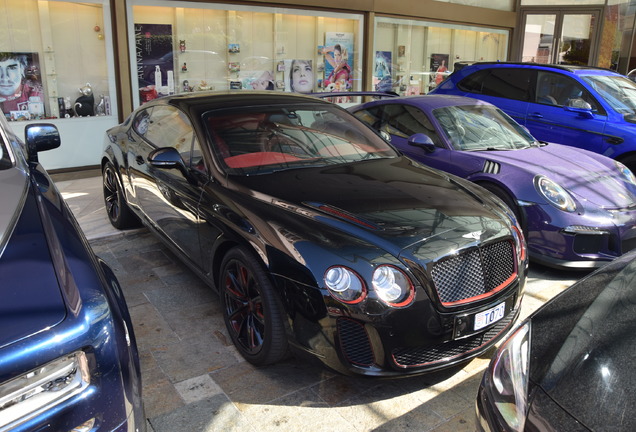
[
  {"x1": 219, "y1": 247, "x2": 288, "y2": 365},
  {"x1": 102, "y1": 162, "x2": 140, "y2": 229}
]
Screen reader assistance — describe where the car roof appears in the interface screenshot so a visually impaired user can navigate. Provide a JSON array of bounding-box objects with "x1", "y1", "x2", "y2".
[
  {"x1": 358, "y1": 94, "x2": 495, "y2": 110},
  {"x1": 138, "y1": 91, "x2": 334, "y2": 118},
  {"x1": 454, "y1": 61, "x2": 620, "y2": 76}
]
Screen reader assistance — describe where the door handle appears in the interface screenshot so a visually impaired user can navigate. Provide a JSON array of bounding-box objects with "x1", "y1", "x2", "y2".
[
  {"x1": 135, "y1": 156, "x2": 145, "y2": 165},
  {"x1": 528, "y1": 112, "x2": 544, "y2": 119}
]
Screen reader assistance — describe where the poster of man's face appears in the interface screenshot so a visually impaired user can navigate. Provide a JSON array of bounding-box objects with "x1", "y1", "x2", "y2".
[
  {"x1": 0, "y1": 52, "x2": 39, "y2": 99},
  {"x1": 0, "y1": 52, "x2": 43, "y2": 117}
]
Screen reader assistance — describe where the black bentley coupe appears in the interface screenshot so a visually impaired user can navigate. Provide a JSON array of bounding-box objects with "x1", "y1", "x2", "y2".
[{"x1": 102, "y1": 91, "x2": 527, "y2": 376}]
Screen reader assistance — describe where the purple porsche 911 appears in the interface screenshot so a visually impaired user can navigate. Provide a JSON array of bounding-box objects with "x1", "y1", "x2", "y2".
[{"x1": 350, "y1": 94, "x2": 636, "y2": 270}]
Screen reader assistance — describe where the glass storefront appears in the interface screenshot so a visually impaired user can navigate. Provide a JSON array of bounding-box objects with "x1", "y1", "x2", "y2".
[
  {"x1": 373, "y1": 17, "x2": 509, "y2": 96},
  {"x1": 129, "y1": 1, "x2": 363, "y2": 107},
  {"x1": 4, "y1": 0, "x2": 636, "y2": 170},
  {"x1": 0, "y1": 0, "x2": 115, "y2": 121}
]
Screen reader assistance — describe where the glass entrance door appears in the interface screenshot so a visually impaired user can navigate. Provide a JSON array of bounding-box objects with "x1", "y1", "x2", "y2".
[{"x1": 520, "y1": 10, "x2": 601, "y2": 66}]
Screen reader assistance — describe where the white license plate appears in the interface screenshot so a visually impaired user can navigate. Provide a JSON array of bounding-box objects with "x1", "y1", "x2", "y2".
[{"x1": 474, "y1": 302, "x2": 505, "y2": 331}]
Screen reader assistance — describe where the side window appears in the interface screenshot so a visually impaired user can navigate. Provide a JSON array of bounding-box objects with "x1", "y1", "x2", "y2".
[
  {"x1": 352, "y1": 107, "x2": 383, "y2": 130},
  {"x1": 382, "y1": 104, "x2": 442, "y2": 146},
  {"x1": 481, "y1": 68, "x2": 532, "y2": 101},
  {"x1": 132, "y1": 108, "x2": 152, "y2": 137},
  {"x1": 143, "y1": 105, "x2": 206, "y2": 172},
  {"x1": 458, "y1": 69, "x2": 489, "y2": 93},
  {"x1": 535, "y1": 71, "x2": 600, "y2": 111}
]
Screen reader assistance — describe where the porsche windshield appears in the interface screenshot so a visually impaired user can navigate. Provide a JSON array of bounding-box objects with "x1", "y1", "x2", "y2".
[
  {"x1": 203, "y1": 104, "x2": 398, "y2": 175},
  {"x1": 433, "y1": 104, "x2": 536, "y2": 151}
]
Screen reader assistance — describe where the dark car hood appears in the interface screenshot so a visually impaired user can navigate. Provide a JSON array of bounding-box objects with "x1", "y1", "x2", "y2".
[
  {"x1": 0, "y1": 167, "x2": 66, "y2": 349},
  {"x1": 481, "y1": 143, "x2": 636, "y2": 208},
  {"x1": 232, "y1": 156, "x2": 512, "y2": 256},
  {"x1": 528, "y1": 252, "x2": 636, "y2": 430}
]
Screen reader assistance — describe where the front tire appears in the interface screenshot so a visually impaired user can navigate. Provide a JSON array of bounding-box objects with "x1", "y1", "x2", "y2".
[
  {"x1": 219, "y1": 247, "x2": 288, "y2": 366},
  {"x1": 102, "y1": 162, "x2": 140, "y2": 229}
]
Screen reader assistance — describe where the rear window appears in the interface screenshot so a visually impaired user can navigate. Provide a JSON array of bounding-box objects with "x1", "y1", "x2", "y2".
[{"x1": 459, "y1": 68, "x2": 533, "y2": 102}]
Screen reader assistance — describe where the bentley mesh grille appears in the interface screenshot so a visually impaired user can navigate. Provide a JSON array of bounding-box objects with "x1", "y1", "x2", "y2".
[
  {"x1": 391, "y1": 309, "x2": 515, "y2": 368},
  {"x1": 431, "y1": 240, "x2": 515, "y2": 305},
  {"x1": 337, "y1": 318, "x2": 374, "y2": 367}
]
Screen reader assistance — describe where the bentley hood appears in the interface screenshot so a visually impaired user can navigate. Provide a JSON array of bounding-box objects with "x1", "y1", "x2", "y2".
[
  {"x1": 232, "y1": 156, "x2": 514, "y2": 255},
  {"x1": 0, "y1": 167, "x2": 66, "y2": 349}
]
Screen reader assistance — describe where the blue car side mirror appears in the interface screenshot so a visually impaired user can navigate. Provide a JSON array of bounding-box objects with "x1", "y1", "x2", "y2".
[{"x1": 408, "y1": 133, "x2": 436, "y2": 153}]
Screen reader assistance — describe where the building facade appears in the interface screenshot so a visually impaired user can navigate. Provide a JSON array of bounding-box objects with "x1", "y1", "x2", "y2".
[{"x1": 2, "y1": 0, "x2": 634, "y2": 169}]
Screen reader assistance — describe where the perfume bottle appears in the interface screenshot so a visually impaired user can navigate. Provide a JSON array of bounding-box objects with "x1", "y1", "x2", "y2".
[{"x1": 154, "y1": 65, "x2": 161, "y2": 87}]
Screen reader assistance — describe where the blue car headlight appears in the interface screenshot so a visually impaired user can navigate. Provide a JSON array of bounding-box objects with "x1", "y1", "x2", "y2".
[
  {"x1": 534, "y1": 175, "x2": 576, "y2": 212},
  {"x1": 615, "y1": 160, "x2": 636, "y2": 185},
  {"x1": 0, "y1": 351, "x2": 91, "y2": 429},
  {"x1": 484, "y1": 322, "x2": 531, "y2": 432}
]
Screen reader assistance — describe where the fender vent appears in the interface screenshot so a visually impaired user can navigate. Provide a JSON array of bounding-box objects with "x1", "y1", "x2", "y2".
[{"x1": 482, "y1": 160, "x2": 501, "y2": 174}]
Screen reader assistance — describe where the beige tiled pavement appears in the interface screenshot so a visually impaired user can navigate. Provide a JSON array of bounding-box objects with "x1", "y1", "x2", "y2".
[{"x1": 51, "y1": 170, "x2": 589, "y2": 432}]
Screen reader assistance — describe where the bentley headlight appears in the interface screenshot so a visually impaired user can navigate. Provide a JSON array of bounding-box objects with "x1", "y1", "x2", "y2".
[
  {"x1": 371, "y1": 265, "x2": 414, "y2": 307},
  {"x1": 511, "y1": 225, "x2": 526, "y2": 264},
  {"x1": 485, "y1": 322, "x2": 531, "y2": 432},
  {"x1": 534, "y1": 175, "x2": 576, "y2": 212},
  {"x1": 324, "y1": 266, "x2": 366, "y2": 304},
  {"x1": 615, "y1": 160, "x2": 636, "y2": 185}
]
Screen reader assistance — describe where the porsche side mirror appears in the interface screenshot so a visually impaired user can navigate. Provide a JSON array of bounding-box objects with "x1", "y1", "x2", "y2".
[
  {"x1": 408, "y1": 133, "x2": 435, "y2": 153},
  {"x1": 25, "y1": 123, "x2": 61, "y2": 163}
]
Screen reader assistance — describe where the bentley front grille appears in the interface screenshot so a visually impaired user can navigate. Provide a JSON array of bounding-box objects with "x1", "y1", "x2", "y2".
[
  {"x1": 431, "y1": 240, "x2": 515, "y2": 305},
  {"x1": 391, "y1": 309, "x2": 515, "y2": 368}
]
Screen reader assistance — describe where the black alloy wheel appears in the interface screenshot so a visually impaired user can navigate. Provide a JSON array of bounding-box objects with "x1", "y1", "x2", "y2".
[
  {"x1": 102, "y1": 162, "x2": 140, "y2": 229},
  {"x1": 220, "y1": 247, "x2": 288, "y2": 366}
]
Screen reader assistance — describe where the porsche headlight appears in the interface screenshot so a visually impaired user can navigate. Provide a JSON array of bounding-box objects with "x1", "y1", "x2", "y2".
[
  {"x1": 534, "y1": 175, "x2": 576, "y2": 212},
  {"x1": 371, "y1": 265, "x2": 414, "y2": 307},
  {"x1": 615, "y1": 160, "x2": 636, "y2": 185},
  {"x1": 324, "y1": 266, "x2": 366, "y2": 304},
  {"x1": 485, "y1": 322, "x2": 531, "y2": 432}
]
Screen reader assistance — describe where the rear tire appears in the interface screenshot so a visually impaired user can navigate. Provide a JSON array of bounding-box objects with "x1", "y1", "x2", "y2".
[
  {"x1": 219, "y1": 247, "x2": 288, "y2": 366},
  {"x1": 102, "y1": 162, "x2": 140, "y2": 229}
]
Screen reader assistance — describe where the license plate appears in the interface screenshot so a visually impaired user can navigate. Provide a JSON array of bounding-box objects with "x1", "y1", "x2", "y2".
[{"x1": 474, "y1": 302, "x2": 505, "y2": 331}]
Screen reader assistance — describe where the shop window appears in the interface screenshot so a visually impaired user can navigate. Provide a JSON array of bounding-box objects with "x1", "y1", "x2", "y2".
[
  {"x1": 373, "y1": 17, "x2": 509, "y2": 96},
  {"x1": 0, "y1": 0, "x2": 114, "y2": 121},
  {"x1": 130, "y1": 2, "x2": 363, "y2": 107}
]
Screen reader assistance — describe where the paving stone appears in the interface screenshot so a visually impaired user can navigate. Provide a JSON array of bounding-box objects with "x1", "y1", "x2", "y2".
[{"x1": 149, "y1": 394, "x2": 256, "y2": 432}]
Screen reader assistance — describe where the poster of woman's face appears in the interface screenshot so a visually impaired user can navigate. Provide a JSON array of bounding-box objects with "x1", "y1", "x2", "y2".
[{"x1": 285, "y1": 59, "x2": 313, "y2": 93}]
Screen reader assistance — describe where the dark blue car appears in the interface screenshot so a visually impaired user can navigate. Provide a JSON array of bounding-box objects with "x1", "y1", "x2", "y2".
[
  {"x1": 0, "y1": 115, "x2": 145, "y2": 431},
  {"x1": 431, "y1": 62, "x2": 636, "y2": 174}
]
